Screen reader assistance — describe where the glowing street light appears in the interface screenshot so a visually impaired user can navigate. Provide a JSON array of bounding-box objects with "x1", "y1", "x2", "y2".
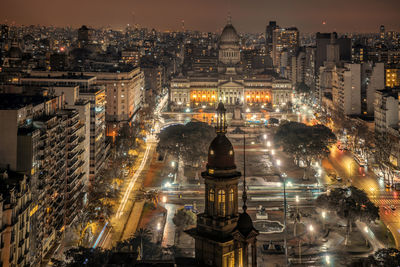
[
  {"x1": 162, "y1": 196, "x2": 167, "y2": 203},
  {"x1": 171, "y1": 161, "x2": 175, "y2": 167},
  {"x1": 263, "y1": 134, "x2": 267, "y2": 140},
  {"x1": 322, "y1": 210, "x2": 326, "y2": 230},
  {"x1": 267, "y1": 141, "x2": 271, "y2": 147},
  {"x1": 271, "y1": 149, "x2": 275, "y2": 155},
  {"x1": 325, "y1": 255, "x2": 331, "y2": 265},
  {"x1": 276, "y1": 159, "x2": 281, "y2": 166}
]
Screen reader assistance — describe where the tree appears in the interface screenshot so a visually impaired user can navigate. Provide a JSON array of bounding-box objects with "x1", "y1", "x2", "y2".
[
  {"x1": 64, "y1": 247, "x2": 110, "y2": 267},
  {"x1": 274, "y1": 121, "x2": 336, "y2": 179},
  {"x1": 157, "y1": 121, "x2": 215, "y2": 166},
  {"x1": 295, "y1": 82, "x2": 311, "y2": 94},
  {"x1": 375, "y1": 133, "x2": 395, "y2": 186},
  {"x1": 172, "y1": 208, "x2": 196, "y2": 243},
  {"x1": 350, "y1": 248, "x2": 400, "y2": 267},
  {"x1": 316, "y1": 186, "x2": 379, "y2": 245}
]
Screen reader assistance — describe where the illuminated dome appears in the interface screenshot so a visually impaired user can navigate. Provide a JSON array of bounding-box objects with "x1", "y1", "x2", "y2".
[
  {"x1": 219, "y1": 24, "x2": 240, "y2": 45},
  {"x1": 218, "y1": 22, "x2": 240, "y2": 65}
]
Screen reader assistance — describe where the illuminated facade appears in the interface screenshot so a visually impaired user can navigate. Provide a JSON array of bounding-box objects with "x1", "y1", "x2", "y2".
[
  {"x1": 170, "y1": 21, "x2": 292, "y2": 109},
  {"x1": 272, "y1": 27, "x2": 299, "y2": 71},
  {"x1": 386, "y1": 68, "x2": 400, "y2": 88}
]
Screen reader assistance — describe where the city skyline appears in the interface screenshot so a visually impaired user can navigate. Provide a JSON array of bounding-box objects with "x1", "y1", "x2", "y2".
[{"x1": 1, "y1": 0, "x2": 400, "y2": 33}]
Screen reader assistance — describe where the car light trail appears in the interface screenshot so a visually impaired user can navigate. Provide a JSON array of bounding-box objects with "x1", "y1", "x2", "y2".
[
  {"x1": 116, "y1": 141, "x2": 152, "y2": 218},
  {"x1": 93, "y1": 222, "x2": 108, "y2": 249}
]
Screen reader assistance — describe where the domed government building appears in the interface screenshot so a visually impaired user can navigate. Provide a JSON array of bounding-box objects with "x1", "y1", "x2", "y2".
[
  {"x1": 170, "y1": 20, "x2": 292, "y2": 109},
  {"x1": 187, "y1": 102, "x2": 259, "y2": 267}
]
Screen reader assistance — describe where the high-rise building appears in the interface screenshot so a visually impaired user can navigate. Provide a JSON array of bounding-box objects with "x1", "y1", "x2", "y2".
[
  {"x1": 121, "y1": 49, "x2": 141, "y2": 66},
  {"x1": 272, "y1": 27, "x2": 299, "y2": 72},
  {"x1": 265, "y1": 21, "x2": 277, "y2": 55},
  {"x1": 315, "y1": 32, "x2": 351, "y2": 73},
  {"x1": 77, "y1": 25, "x2": 91, "y2": 48},
  {"x1": 386, "y1": 68, "x2": 400, "y2": 88},
  {"x1": 79, "y1": 88, "x2": 108, "y2": 181},
  {"x1": 0, "y1": 93, "x2": 87, "y2": 264},
  {"x1": 332, "y1": 63, "x2": 362, "y2": 115},
  {"x1": 380, "y1": 25, "x2": 385, "y2": 40},
  {"x1": 0, "y1": 170, "x2": 31, "y2": 267},
  {"x1": 187, "y1": 103, "x2": 258, "y2": 267},
  {"x1": 20, "y1": 73, "x2": 109, "y2": 181},
  {"x1": 374, "y1": 89, "x2": 398, "y2": 134}
]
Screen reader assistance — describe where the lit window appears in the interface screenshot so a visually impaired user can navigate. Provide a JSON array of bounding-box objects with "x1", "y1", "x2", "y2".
[
  {"x1": 210, "y1": 150, "x2": 214, "y2": 155},
  {"x1": 218, "y1": 190, "x2": 226, "y2": 216},
  {"x1": 209, "y1": 189, "x2": 215, "y2": 202}
]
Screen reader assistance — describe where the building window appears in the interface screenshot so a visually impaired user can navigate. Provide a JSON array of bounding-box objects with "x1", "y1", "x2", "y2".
[
  {"x1": 209, "y1": 189, "x2": 214, "y2": 202},
  {"x1": 218, "y1": 190, "x2": 225, "y2": 216},
  {"x1": 229, "y1": 188, "x2": 234, "y2": 205}
]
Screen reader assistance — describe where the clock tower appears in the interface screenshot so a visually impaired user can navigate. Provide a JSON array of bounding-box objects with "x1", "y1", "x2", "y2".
[{"x1": 187, "y1": 102, "x2": 258, "y2": 267}]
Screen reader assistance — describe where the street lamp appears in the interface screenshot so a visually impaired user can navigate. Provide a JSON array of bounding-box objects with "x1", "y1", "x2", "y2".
[
  {"x1": 267, "y1": 141, "x2": 271, "y2": 147},
  {"x1": 325, "y1": 255, "x2": 331, "y2": 265},
  {"x1": 322, "y1": 210, "x2": 326, "y2": 230},
  {"x1": 275, "y1": 159, "x2": 288, "y2": 266},
  {"x1": 162, "y1": 196, "x2": 167, "y2": 203},
  {"x1": 271, "y1": 149, "x2": 275, "y2": 155},
  {"x1": 171, "y1": 161, "x2": 175, "y2": 168},
  {"x1": 263, "y1": 134, "x2": 267, "y2": 140},
  {"x1": 308, "y1": 224, "x2": 314, "y2": 244}
]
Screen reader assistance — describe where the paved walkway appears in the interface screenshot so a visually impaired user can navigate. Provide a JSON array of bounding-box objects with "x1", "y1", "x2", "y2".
[{"x1": 121, "y1": 200, "x2": 145, "y2": 241}]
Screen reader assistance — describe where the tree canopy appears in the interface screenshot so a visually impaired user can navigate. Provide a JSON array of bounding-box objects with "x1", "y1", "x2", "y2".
[
  {"x1": 351, "y1": 248, "x2": 400, "y2": 267},
  {"x1": 316, "y1": 186, "x2": 379, "y2": 224},
  {"x1": 295, "y1": 82, "x2": 311, "y2": 94},
  {"x1": 173, "y1": 208, "x2": 196, "y2": 230},
  {"x1": 274, "y1": 122, "x2": 336, "y2": 177},
  {"x1": 157, "y1": 121, "x2": 216, "y2": 165}
]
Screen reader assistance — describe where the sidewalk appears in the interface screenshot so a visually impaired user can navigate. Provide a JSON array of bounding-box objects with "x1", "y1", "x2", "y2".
[{"x1": 121, "y1": 200, "x2": 145, "y2": 241}]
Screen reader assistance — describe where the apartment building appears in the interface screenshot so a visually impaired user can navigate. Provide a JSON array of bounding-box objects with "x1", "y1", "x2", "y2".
[
  {"x1": 0, "y1": 93, "x2": 87, "y2": 264},
  {"x1": 19, "y1": 74, "x2": 109, "y2": 181},
  {"x1": 0, "y1": 171, "x2": 31, "y2": 267},
  {"x1": 374, "y1": 89, "x2": 399, "y2": 134}
]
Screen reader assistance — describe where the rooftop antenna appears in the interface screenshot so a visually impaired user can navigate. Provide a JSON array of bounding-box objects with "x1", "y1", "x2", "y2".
[{"x1": 242, "y1": 132, "x2": 247, "y2": 212}]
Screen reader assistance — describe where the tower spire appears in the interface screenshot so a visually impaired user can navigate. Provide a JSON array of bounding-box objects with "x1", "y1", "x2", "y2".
[
  {"x1": 227, "y1": 12, "x2": 232, "y2": 25},
  {"x1": 215, "y1": 102, "x2": 227, "y2": 134},
  {"x1": 242, "y1": 133, "x2": 247, "y2": 212}
]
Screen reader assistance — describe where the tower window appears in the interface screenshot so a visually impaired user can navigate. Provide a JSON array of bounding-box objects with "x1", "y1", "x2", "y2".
[
  {"x1": 218, "y1": 190, "x2": 226, "y2": 216},
  {"x1": 209, "y1": 189, "x2": 215, "y2": 202},
  {"x1": 229, "y1": 188, "x2": 234, "y2": 204}
]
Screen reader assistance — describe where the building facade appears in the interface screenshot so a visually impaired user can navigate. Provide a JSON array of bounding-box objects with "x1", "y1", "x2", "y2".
[{"x1": 170, "y1": 22, "x2": 292, "y2": 110}]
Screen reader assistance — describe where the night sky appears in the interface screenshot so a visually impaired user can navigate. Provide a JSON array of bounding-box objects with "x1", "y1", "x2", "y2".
[{"x1": 1, "y1": 0, "x2": 399, "y2": 33}]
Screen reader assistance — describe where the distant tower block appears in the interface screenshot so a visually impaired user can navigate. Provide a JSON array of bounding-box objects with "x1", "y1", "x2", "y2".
[{"x1": 182, "y1": 20, "x2": 185, "y2": 32}]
